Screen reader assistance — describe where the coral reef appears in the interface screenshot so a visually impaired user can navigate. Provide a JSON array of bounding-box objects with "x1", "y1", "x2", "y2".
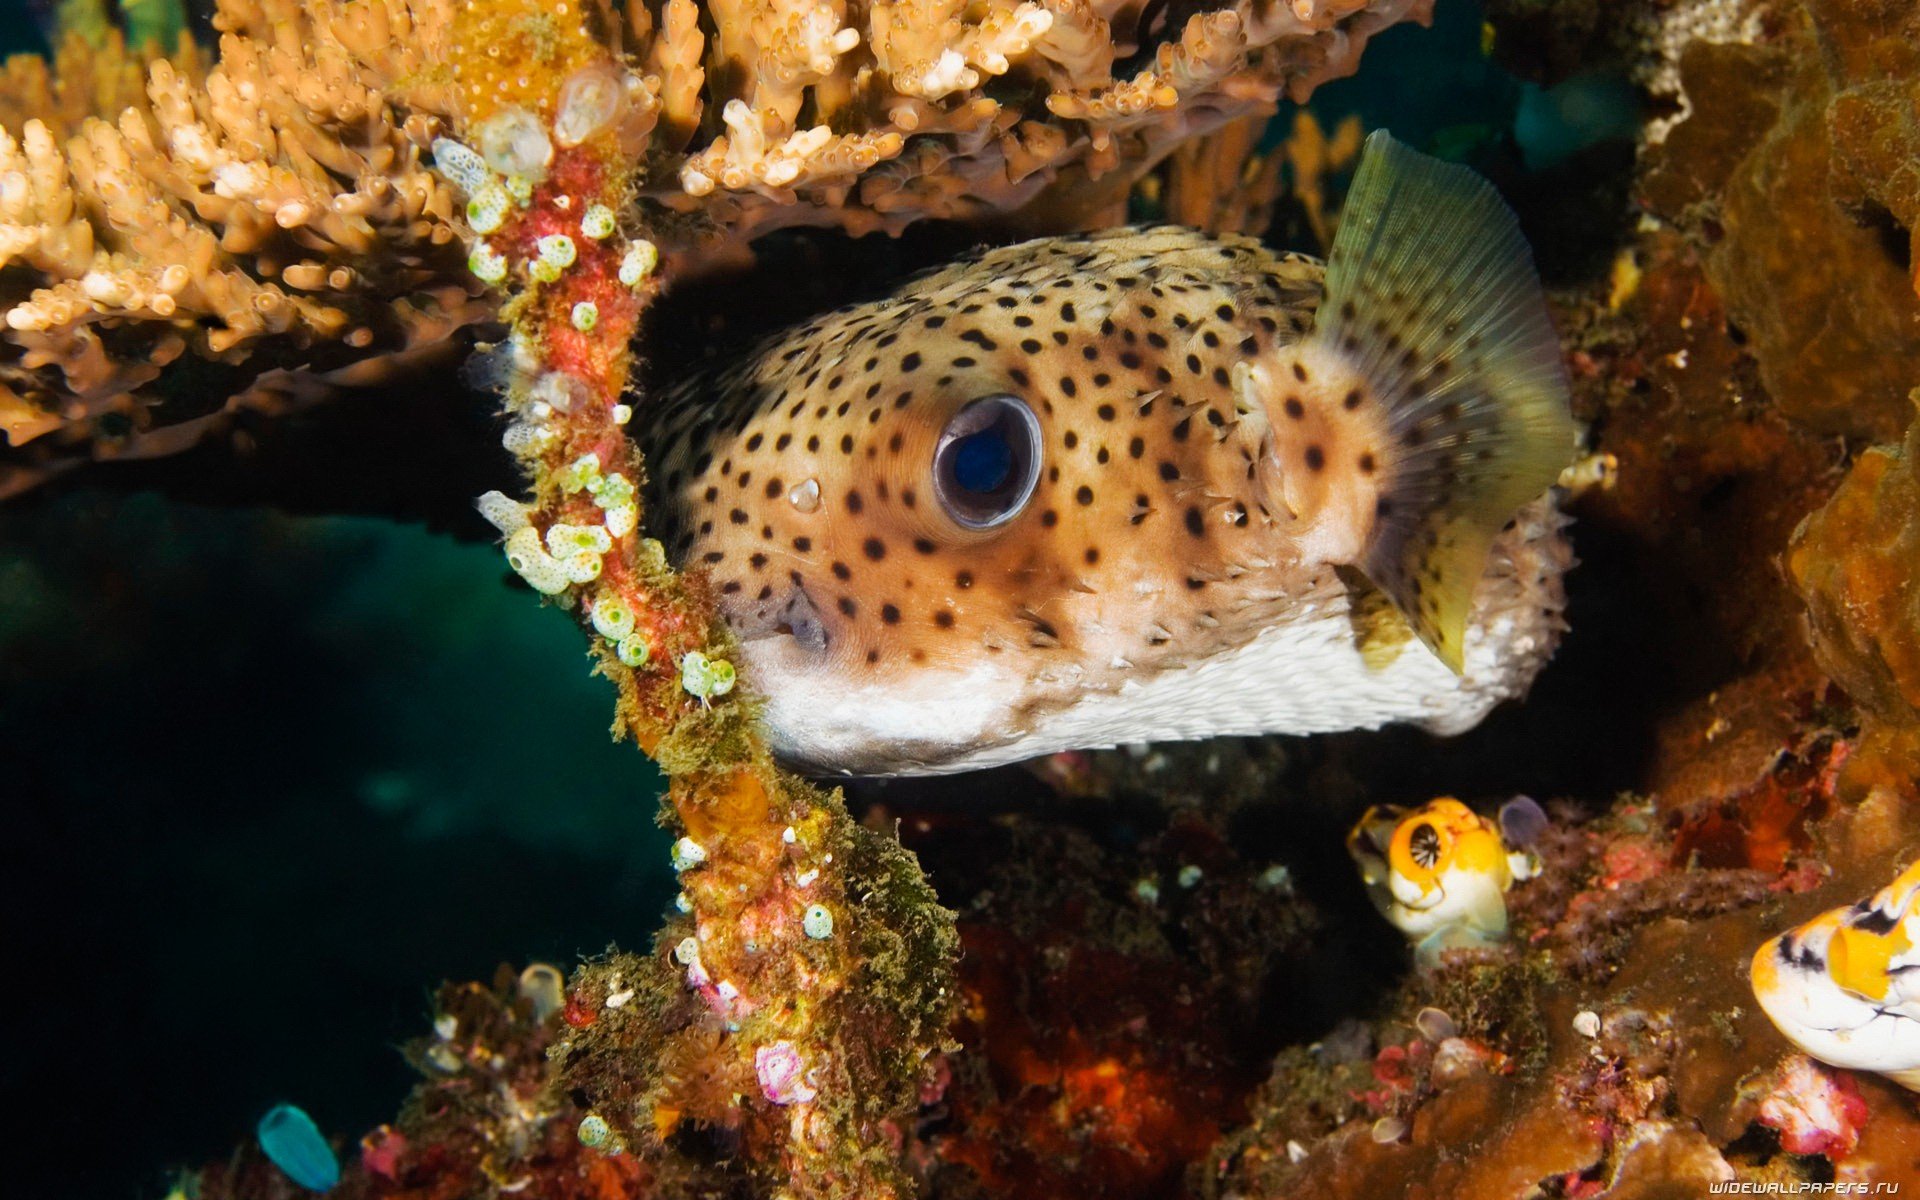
[
  {"x1": 13, "y1": 0, "x2": 1920, "y2": 1193},
  {"x1": 0, "y1": 0, "x2": 488, "y2": 494},
  {"x1": 1192, "y1": 0, "x2": 1920, "y2": 1192},
  {"x1": 2, "y1": 0, "x2": 1428, "y2": 1187},
  {"x1": 1205, "y1": 771, "x2": 1920, "y2": 1198},
  {"x1": 0, "y1": 0, "x2": 1428, "y2": 494},
  {"x1": 908, "y1": 806, "x2": 1321, "y2": 1200},
  {"x1": 195, "y1": 968, "x2": 661, "y2": 1200}
]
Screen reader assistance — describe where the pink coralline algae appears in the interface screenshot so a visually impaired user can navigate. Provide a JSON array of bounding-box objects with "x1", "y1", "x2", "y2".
[
  {"x1": 756, "y1": 1040, "x2": 819, "y2": 1106},
  {"x1": 1755, "y1": 1056, "x2": 1870, "y2": 1160}
]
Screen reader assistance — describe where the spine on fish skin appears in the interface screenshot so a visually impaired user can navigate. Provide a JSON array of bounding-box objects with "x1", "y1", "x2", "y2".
[{"x1": 1262, "y1": 131, "x2": 1579, "y2": 672}]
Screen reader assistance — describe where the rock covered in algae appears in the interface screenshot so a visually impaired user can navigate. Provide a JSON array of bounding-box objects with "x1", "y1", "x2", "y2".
[
  {"x1": 1202, "y1": 771, "x2": 1920, "y2": 1200},
  {"x1": 194, "y1": 966, "x2": 660, "y2": 1200},
  {"x1": 1641, "y1": 0, "x2": 1920, "y2": 442},
  {"x1": 1789, "y1": 400, "x2": 1920, "y2": 773},
  {"x1": 900, "y1": 800, "x2": 1322, "y2": 1200}
]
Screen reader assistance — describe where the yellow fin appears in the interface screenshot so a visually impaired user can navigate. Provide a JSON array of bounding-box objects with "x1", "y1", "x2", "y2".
[{"x1": 1316, "y1": 131, "x2": 1577, "y2": 672}]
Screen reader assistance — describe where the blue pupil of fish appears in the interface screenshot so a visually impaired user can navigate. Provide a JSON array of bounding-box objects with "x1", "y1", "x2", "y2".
[
  {"x1": 934, "y1": 395, "x2": 1040, "y2": 530},
  {"x1": 952, "y1": 428, "x2": 1014, "y2": 493}
]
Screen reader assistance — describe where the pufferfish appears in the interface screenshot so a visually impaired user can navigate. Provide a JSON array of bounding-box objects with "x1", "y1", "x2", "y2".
[
  {"x1": 1752, "y1": 859, "x2": 1920, "y2": 1091},
  {"x1": 641, "y1": 132, "x2": 1579, "y2": 775},
  {"x1": 1346, "y1": 797, "x2": 1542, "y2": 960}
]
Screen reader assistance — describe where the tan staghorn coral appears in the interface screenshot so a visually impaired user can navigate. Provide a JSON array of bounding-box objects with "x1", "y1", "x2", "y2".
[
  {"x1": 661, "y1": 0, "x2": 1430, "y2": 241},
  {"x1": 0, "y1": 0, "x2": 495, "y2": 495},
  {"x1": 0, "y1": 0, "x2": 1426, "y2": 496}
]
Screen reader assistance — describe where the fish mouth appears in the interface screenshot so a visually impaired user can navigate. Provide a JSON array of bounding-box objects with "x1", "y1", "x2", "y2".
[{"x1": 744, "y1": 638, "x2": 1026, "y2": 776}]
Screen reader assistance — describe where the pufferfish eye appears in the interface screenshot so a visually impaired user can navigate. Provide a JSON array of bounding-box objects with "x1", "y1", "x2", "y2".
[{"x1": 934, "y1": 394, "x2": 1042, "y2": 530}]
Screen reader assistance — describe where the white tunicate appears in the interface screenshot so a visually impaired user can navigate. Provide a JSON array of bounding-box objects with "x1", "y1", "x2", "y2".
[
  {"x1": 475, "y1": 490, "x2": 530, "y2": 535},
  {"x1": 604, "y1": 504, "x2": 638, "y2": 538},
  {"x1": 674, "y1": 892, "x2": 692, "y2": 913},
  {"x1": 619, "y1": 241, "x2": 658, "y2": 287},
  {"x1": 576, "y1": 1113, "x2": 612, "y2": 1149},
  {"x1": 474, "y1": 107, "x2": 552, "y2": 181},
  {"x1": 581, "y1": 204, "x2": 616, "y2": 239},
  {"x1": 547, "y1": 523, "x2": 613, "y2": 557},
  {"x1": 1573, "y1": 1010, "x2": 1601, "y2": 1038},
  {"x1": 504, "y1": 526, "x2": 572, "y2": 594},
  {"x1": 803, "y1": 904, "x2": 834, "y2": 939},
  {"x1": 517, "y1": 963, "x2": 566, "y2": 1022},
  {"x1": 555, "y1": 64, "x2": 627, "y2": 147},
  {"x1": 531, "y1": 371, "x2": 584, "y2": 413},
  {"x1": 680, "y1": 651, "x2": 736, "y2": 704},
  {"x1": 1415, "y1": 1007, "x2": 1458, "y2": 1043},
  {"x1": 558, "y1": 454, "x2": 604, "y2": 494},
  {"x1": 505, "y1": 174, "x2": 534, "y2": 206},
  {"x1": 467, "y1": 242, "x2": 508, "y2": 285},
  {"x1": 1371, "y1": 1116, "x2": 1407, "y2": 1144},
  {"x1": 591, "y1": 597, "x2": 636, "y2": 641},
  {"x1": 788, "y1": 479, "x2": 821, "y2": 512},
  {"x1": 536, "y1": 233, "x2": 577, "y2": 270},
  {"x1": 611, "y1": 403, "x2": 632, "y2": 425},
  {"x1": 1133, "y1": 877, "x2": 1161, "y2": 905},
  {"x1": 592, "y1": 472, "x2": 635, "y2": 507},
  {"x1": 671, "y1": 837, "x2": 708, "y2": 872},
  {"x1": 616, "y1": 633, "x2": 650, "y2": 667},
  {"x1": 430, "y1": 137, "x2": 493, "y2": 194},
  {"x1": 673, "y1": 935, "x2": 700, "y2": 964},
  {"x1": 1177, "y1": 864, "x2": 1203, "y2": 889},
  {"x1": 558, "y1": 552, "x2": 603, "y2": 584},
  {"x1": 466, "y1": 183, "x2": 511, "y2": 234},
  {"x1": 572, "y1": 301, "x2": 599, "y2": 332},
  {"x1": 501, "y1": 422, "x2": 553, "y2": 454}
]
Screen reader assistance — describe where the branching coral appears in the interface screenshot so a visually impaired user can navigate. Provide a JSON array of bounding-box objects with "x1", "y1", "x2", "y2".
[
  {"x1": 0, "y1": 0, "x2": 1428, "y2": 494},
  {"x1": 0, "y1": 0, "x2": 488, "y2": 495}
]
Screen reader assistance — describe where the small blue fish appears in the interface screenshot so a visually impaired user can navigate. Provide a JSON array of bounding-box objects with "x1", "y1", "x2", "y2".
[{"x1": 257, "y1": 1103, "x2": 340, "y2": 1192}]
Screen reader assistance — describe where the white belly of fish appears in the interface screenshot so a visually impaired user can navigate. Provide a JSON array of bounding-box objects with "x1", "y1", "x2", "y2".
[{"x1": 750, "y1": 501, "x2": 1572, "y2": 777}]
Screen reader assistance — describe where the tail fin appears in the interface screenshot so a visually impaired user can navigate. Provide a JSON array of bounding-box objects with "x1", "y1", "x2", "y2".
[{"x1": 1317, "y1": 130, "x2": 1576, "y2": 672}]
